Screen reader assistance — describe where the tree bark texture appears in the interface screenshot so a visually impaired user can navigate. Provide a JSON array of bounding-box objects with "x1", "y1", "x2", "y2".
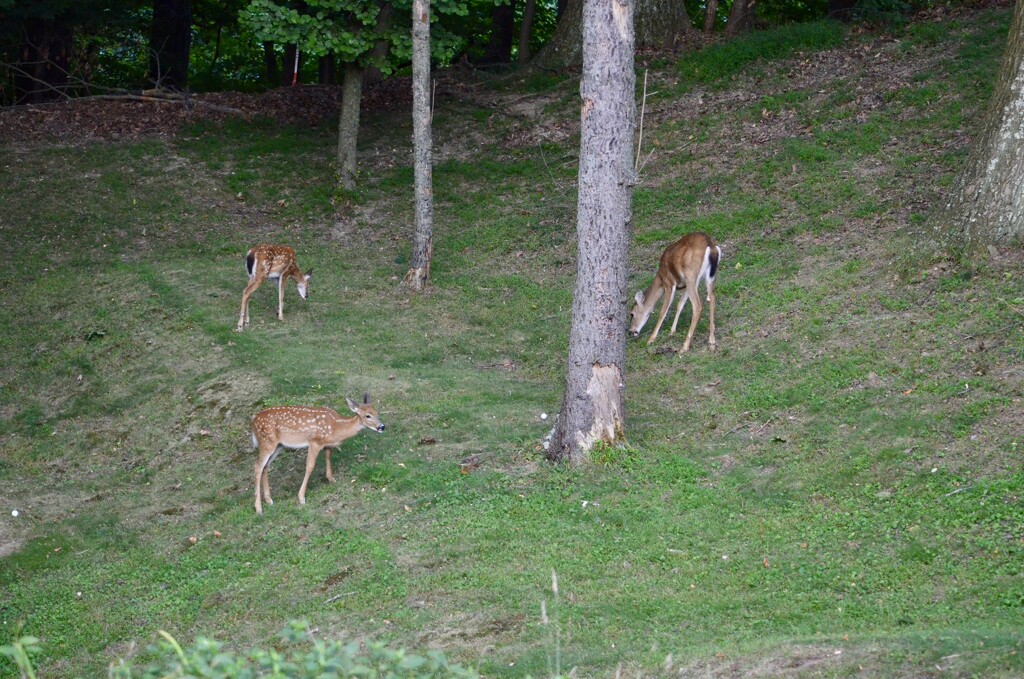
[
  {"x1": 149, "y1": 0, "x2": 192, "y2": 89},
  {"x1": 547, "y1": 0, "x2": 635, "y2": 464},
  {"x1": 14, "y1": 18, "x2": 73, "y2": 104},
  {"x1": 404, "y1": 0, "x2": 434, "y2": 291},
  {"x1": 531, "y1": 0, "x2": 688, "y2": 70},
  {"x1": 518, "y1": 0, "x2": 537, "y2": 65},
  {"x1": 725, "y1": 0, "x2": 757, "y2": 34},
  {"x1": 336, "y1": 62, "x2": 363, "y2": 191},
  {"x1": 703, "y1": 0, "x2": 719, "y2": 33},
  {"x1": 939, "y1": 0, "x2": 1024, "y2": 247}
]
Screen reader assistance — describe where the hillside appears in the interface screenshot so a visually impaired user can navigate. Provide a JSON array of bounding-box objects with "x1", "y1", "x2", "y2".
[{"x1": 1, "y1": 7, "x2": 1022, "y2": 677}]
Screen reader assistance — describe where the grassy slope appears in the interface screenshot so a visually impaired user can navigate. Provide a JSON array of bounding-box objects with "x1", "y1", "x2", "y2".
[{"x1": 1, "y1": 8, "x2": 1023, "y2": 677}]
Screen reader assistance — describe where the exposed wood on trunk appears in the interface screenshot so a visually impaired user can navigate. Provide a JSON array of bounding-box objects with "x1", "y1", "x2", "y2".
[{"x1": 547, "y1": 0, "x2": 634, "y2": 464}]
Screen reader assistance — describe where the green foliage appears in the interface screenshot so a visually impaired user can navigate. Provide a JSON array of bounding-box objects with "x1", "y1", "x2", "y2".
[
  {"x1": 854, "y1": 0, "x2": 913, "y2": 26},
  {"x1": 0, "y1": 637, "x2": 42, "y2": 679},
  {"x1": 104, "y1": 623, "x2": 477, "y2": 678}
]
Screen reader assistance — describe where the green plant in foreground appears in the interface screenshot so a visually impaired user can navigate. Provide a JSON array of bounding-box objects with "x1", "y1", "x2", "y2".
[
  {"x1": 0, "y1": 636, "x2": 41, "y2": 679},
  {"x1": 4, "y1": 623, "x2": 476, "y2": 679}
]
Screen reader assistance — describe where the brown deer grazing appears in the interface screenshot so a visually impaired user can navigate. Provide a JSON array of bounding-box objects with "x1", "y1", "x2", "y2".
[
  {"x1": 236, "y1": 244, "x2": 312, "y2": 331},
  {"x1": 251, "y1": 394, "x2": 385, "y2": 514},
  {"x1": 629, "y1": 232, "x2": 722, "y2": 353}
]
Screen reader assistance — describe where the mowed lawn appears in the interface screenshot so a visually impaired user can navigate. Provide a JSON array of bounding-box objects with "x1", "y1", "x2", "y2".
[{"x1": 1, "y1": 8, "x2": 1023, "y2": 677}]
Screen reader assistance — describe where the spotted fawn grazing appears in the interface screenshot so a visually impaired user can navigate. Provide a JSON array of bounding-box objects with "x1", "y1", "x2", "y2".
[
  {"x1": 250, "y1": 394, "x2": 385, "y2": 514},
  {"x1": 236, "y1": 244, "x2": 312, "y2": 331},
  {"x1": 629, "y1": 232, "x2": 722, "y2": 353}
]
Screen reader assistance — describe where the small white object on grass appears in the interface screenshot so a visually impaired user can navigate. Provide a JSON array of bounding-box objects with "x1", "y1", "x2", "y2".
[
  {"x1": 11, "y1": 510, "x2": 19, "y2": 517},
  {"x1": 541, "y1": 412, "x2": 548, "y2": 420}
]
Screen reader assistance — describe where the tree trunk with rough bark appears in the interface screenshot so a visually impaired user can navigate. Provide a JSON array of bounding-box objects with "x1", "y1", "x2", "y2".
[
  {"x1": 336, "y1": 62, "x2": 362, "y2": 191},
  {"x1": 703, "y1": 0, "x2": 719, "y2": 33},
  {"x1": 404, "y1": 0, "x2": 434, "y2": 291},
  {"x1": 519, "y1": 0, "x2": 537, "y2": 65},
  {"x1": 547, "y1": 0, "x2": 634, "y2": 464},
  {"x1": 148, "y1": 0, "x2": 192, "y2": 89},
  {"x1": 531, "y1": 0, "x2": 688, "y2": 70},
  {"x1": 938, "y1": 0, "x2": 1024, "y2": 249},
  {"x1": 725, "y1": 0, "x2": 756, "y2": 34}
]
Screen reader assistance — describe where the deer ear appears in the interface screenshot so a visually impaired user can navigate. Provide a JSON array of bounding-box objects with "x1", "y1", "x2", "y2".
[
  {"x1": 634, "y1": 290, "x2": 645, "y2": 304},
  {"x1": 363, "y1": 392, "x2": 371, "y2": 405},
  {"x1": 346, "y1": 397, "x2": 358, "y2": 412},
  {"x1": 305, "y1": 268, "x2": 313, "y2": 280}
]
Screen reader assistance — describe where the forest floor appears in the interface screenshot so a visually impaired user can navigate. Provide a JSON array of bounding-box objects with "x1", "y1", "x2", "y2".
[{"x1": 2, "y1": 5, "x2": 1023, "y2": 678}]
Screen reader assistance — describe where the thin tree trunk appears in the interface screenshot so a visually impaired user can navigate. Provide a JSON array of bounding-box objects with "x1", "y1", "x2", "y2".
[
  {"x1": 319, "y1": 53, "x2": 337, "y2": 85},
  {"x1": 282, "y1": 44, "x2": 300, "y2": 86},
  {"x1": 547, "y1": 0, "x2": 635, "y2": 464},
  {"x1": 336, "y1": 62, "x2": 362, "y2": 191},
  {"x1": 938, "y1": 0, "x2": 1024, "y2": 248},
  {"x1": 405, "y1": 0, "x2": 434, "y2": 291},
  {"x1": 262, "y1": 41, "x2": 279, "y2": 85},
  {"x1": 209, "y1": 24, "x2": 223, "y2": 74},
  {"x1": 148, "y1": 0, "x2": 192, "y2": 89},
  {"x1": 519, "y1": 0, "x2": 536, "y2": 65},
  {"x1": 704, "y1": 0, "x2": 718, "y2": 33}
]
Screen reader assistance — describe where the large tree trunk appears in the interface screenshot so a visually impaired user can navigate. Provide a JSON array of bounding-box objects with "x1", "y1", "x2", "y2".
[
  {"x1": 480, "y1": 0, "x2": 516, "y2": 64},
  {"x1": 405, "y1": 0, "x2": 434, "y2": 291},
  {"x1": 14, "y1": 18, "x2": 73, "y2": 104},
  {"x1": 725, "y1": 0, "x2": 757, "y2": 34},
  {"x1": 531, "y1": 0, "x2": 688, "y2": 70},
  {"x1": 336, "y1": 62, "x2": 363, "y2": 191},
  {"x1": 938, "y1": 0, "x2": 1024, "y2": 248},
  {"x1": 148, "y1": 0, "x2": 192, "y2": 89},
  {"x1": 547, "y1": 0, "x2": 635, "y2": 464}
]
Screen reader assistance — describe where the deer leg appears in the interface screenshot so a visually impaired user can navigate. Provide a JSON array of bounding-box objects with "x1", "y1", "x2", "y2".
[
  {"x1": 324, "y1": 447, "x2": 335, "y2": 483},
  {"x1": 707, "y1": 278, "x2": 717, "y2": 350},
  {"x1": 647, "y1": 287, "x2": 675, "y2": 345},
  {"x1": 238, "y1": 278, "x2": 262, "y2": 331},
  {"x1": 297, "y1": 443, "x2": 321, "y2": 505},
  {"x1": 679, "y1": 286, "x2": 703, "y2": 353},
  {"x1": 254, "y1": 443, "x2": 277, "y2": 514},
  {"x1": 277, "y1": 277, "x2": 286, "y2": 321},
  {"x1": 669, "y1": 286, "x2": 690, "y2": 335}
]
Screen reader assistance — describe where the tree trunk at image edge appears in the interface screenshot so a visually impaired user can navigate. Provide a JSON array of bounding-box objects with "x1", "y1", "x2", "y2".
[
  {"x1": 531, "y1": 0, "x2": 688, "y2": 70},
  {"x1": 149, "y1": 0, "x2": 192, "y2": 89},
  {"x1": 336, "y1": 62, "x2": 362, "y2": 191},
  {"x1": 547, "y1": 0, "x2": 635, "y2": 464},
  {"x1": 937, "y1": 0, "x2": 1024, "y2": 249},
  {"x1": 405, "y1": 0, "x2": 434, "y2": 291}
]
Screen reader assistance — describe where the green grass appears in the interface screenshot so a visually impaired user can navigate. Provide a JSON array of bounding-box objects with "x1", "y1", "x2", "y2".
[{"x1": 2, "y1": 6, "x2": 1024, "y2": 678}]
